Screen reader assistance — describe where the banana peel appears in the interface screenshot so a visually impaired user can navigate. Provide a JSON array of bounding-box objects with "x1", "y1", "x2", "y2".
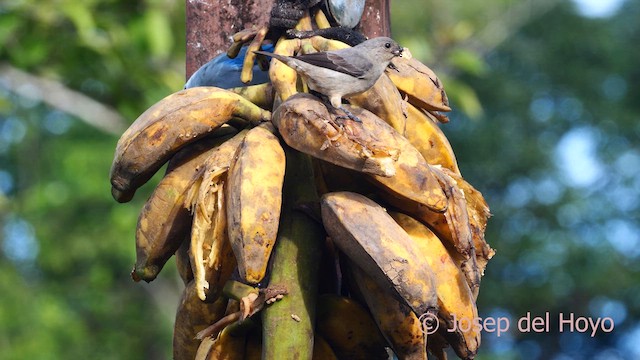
[
  {"x1": 110, "y1": 87, "x2": 270, "y2": 202},
  {"x1": 187, "y1": 130, "x2": 248, "y2": 300},
  {"x1": 321, "y1": 191, "x2": 439, "y2": 316},
  {"x1": 350, "y1": 266, "x2": 428, "y2": 360},
  {"x1": 226, "y1": 123, "x2": 285, "y2": 284},
  {"x1": 273, "y1": 93, "x2": 399, "y2": 178},
  {"x1": 391, "y1": 212, "x2": 481, "y2": 359},
  {"x1": 274, "y1": 94, "x2": 448, "y2": 212},
  {"x1": 133, "y1": 133, "x2": 233, "y2": 283},
  {"x1": 387, "y1": 56, "x2": 451, "y2": 113},
  {"x1": 316, "y1": 294, "x2": 388, "y2": 360},
  {"x1": 404, "y1": 103, "x2": 460, "y2": 174},
  {"x1": 173, "y1": 281, "x2": 228, "y2": 360}
]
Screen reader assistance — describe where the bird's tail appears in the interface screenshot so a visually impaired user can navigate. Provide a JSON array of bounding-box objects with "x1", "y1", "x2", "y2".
[{"x1": 254, "y1": 50, "x2": 291, "y2": 65}]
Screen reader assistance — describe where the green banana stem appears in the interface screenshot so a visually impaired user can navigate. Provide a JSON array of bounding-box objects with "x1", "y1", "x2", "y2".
[{"x1": 262, "y1": 146, "x2": 323, "y2": 360}]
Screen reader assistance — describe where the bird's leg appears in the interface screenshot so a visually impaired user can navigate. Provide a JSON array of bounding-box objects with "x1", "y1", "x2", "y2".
[
  {"x1": 309, "y1": 90, "x2": 362, "y2": 123},
  {"x1": 335, "y1": 106, "x2": 362, "y2": 123}
]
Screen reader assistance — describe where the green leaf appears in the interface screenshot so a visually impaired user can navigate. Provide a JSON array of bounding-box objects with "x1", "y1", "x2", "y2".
[
  {"x1": 448, "y1": 48, "x2": 487, "y2": 76},
  {"x1": 445, "y1": 79, "x2": 484, "y2": 119},
  {"x1": 144, "y1": 9, "x2": 173, "y2": 59}
]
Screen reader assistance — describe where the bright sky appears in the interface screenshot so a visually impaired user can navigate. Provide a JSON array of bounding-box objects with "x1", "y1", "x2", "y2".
[{"x1": 572, "y1": 0, "x2": 626, "y2": 17}]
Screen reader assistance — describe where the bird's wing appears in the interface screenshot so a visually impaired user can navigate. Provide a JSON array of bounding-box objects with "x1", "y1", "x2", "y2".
[{"x1": 292, "y1": 51, "x2": 372, "y2": 78}]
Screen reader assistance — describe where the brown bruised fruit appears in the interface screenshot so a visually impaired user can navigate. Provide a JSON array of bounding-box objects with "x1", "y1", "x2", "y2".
[
  {"x1": 132, "y1": 133, "x2": 234, "y2": 283},
  {"x1": 110, "y1": 87, "x2": 270, "y2": 202},
  {"x1": 391, "y1": 212, "x2": 481, "y2": 359},
  {"x1": 173, "y1": 281, "x2": 227, "y2": 360},
  {"x1": 404, "y1": 103, "x2": 460, "y2": 174},
  {"x1": 316, "y1": 294, "x2": 388, "y2": 360},
  {"x1": 350, "y1": 265, "x2": 428, "y2": 360},
  {"x1": 273, "y1": 93, "x2": 399, "y2": 178},
  {"x1": 387, "y1": 55, "x2": 451, "y2": 113},
  {"x1": 226, "y1": 123, "x2": 286, "y2": 284},
  {"x1": 274, "y1": 94, "x2": 447, "y2": 212},
  {"x1": 321, "y1": 191, "x2": 439, "y2": 316},
  {"x1": 347, "y1": 74, "x2": 407, "y2": 134}
]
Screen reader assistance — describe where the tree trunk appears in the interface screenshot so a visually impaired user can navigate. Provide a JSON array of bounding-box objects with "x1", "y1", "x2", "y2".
[
  {"x1": 358, "y1": 0, "x2": 391, "y2": 38},
  {"x1": 185, "y1": 0, "x2": 274, "y2": 79}
]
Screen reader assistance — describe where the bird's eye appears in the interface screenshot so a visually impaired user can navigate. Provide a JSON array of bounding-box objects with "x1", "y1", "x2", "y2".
[{"x1": 385, "y1": 42, "x2": 391, "y2": 49}]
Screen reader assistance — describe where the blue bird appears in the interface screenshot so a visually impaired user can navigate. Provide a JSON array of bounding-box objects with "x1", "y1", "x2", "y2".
[{"x1": 184, "y1": 44, "x2": 274, "y2": 89}]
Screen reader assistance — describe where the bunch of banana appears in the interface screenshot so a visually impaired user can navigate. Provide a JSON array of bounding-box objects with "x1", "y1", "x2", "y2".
[{"x1": 109, "y1": 8, "x2": 494, "y2": 360}]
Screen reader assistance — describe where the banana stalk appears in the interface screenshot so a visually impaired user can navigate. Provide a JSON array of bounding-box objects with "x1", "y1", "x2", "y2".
[{"x1": 262, "y1": 147, "x2": 323, "y2": 359}]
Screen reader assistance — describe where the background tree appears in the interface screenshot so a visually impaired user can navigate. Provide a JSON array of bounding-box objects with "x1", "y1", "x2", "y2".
[{"x1": 0, "y1": 0, "x2": 638, "y2": 359}]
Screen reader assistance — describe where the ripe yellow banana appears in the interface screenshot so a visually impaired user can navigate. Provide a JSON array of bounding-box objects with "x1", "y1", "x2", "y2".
[
  {"x1": 381, "y1": 168, "x2": 472, "y2": 255},
  {"x1": 132, "y1": 133, "x2": 234, "y2": 283},
  {"x1": 226, "y1": 123, "x2": 285, "y2": 284},
  {"x1": 309, "y1": 36, "x2": 349, "y2": 52},
  {"x1": 405, "y1": 102, "x2": 460, "y2": 174},
  {"x1": 347, "y1": 74, "x2": 407, "y2": 134},
  {"x1": 274, "y1": 94, "x2": 448, "y2": 212},
  {"x1": 321, "y1": 191, "x2": 439, "y2": 316},
  {"x1": 269, "y1": 37, "x2": 301, "y2": 103},
  {"x1": 313, "y1": 9, "x2": 332, "y2": 29},
  {"x1": 273, "y1": 93, "x2": 399, "y2": 177},
  {"x1": 381, "y1": 167, "x2": 481, "y2": 297},
  {"x1": 316, "y1": 294, "x2": 388, "y2": 360},
  {"x1": 350, "y1": 265, "x2": 427, "y2": 360},
  {"x1": 387, "y1": 55, "x2": 451, "y2": 113},
  {"x1": 241, "y1": 27, "x2": 268, "y2": 84},
  {"x1": 228, "y1": 83, "x2": 274, "y2": 110},
  {"x1": 391, "y1": 212, "x2": 481, "y2": 359},
  {"x1": 369, "y1": 119, "x2": 448, "y2": 213},
  {"x1": 110, "y1": 87, "x2": 270, "y2": 203},
  {"x1": 173, "y1": 281, "x2": 228, "y2": 360}
]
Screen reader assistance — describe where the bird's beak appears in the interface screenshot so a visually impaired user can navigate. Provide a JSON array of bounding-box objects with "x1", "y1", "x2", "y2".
[{"x1": 393, "y1": 47, "x2": 404, "y2": 57}]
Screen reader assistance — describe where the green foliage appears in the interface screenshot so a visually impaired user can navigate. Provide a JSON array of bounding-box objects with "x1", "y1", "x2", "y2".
[
  {"x1": 0, "y1": 0, "x2": 185, "y2": 358},
  {"x1": 0, "y1": 0, "x2": 186, "y2": 118},
  {"x1": 394, "y1": 0, "x2": 640, "y2": 358}
]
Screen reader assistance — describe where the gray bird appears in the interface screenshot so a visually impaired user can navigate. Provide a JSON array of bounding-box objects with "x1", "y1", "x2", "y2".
[{"x1": 255, "y1": 36, "x2": 403, "y2": 121}]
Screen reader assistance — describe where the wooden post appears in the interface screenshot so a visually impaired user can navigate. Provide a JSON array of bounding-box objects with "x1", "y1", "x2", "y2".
[
  {"x1": 358, "y1": 0, "x2": 391, "y2": 38},
  {"x1": 185, "y1": 0, "x2": 274, "y2": 79}
]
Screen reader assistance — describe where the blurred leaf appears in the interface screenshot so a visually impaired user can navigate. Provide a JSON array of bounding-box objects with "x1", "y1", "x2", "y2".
[
  {"x1": 0, "y1": 14, "x2": 19, "y2": 45},
  {"x1": 445, "y1": 79, "x2": 484, "y2": 119},
  {"x1": 448, "y1": 47, "x2": 487, "y2": 75},
  {"x1": 145, "y1": 8, "x2": 173, "y2": 59}
]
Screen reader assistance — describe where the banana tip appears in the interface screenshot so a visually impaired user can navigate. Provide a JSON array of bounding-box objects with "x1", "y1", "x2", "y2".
[
  {"x1": 112, "y1": 186, "x2": 135, "y2": 203},
  {"x1": 131, "y1": 265, "x2": 159, "y2": 283},
  {"x1": 363, "y1": 157, "x2": 396, "y2": 177}
]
